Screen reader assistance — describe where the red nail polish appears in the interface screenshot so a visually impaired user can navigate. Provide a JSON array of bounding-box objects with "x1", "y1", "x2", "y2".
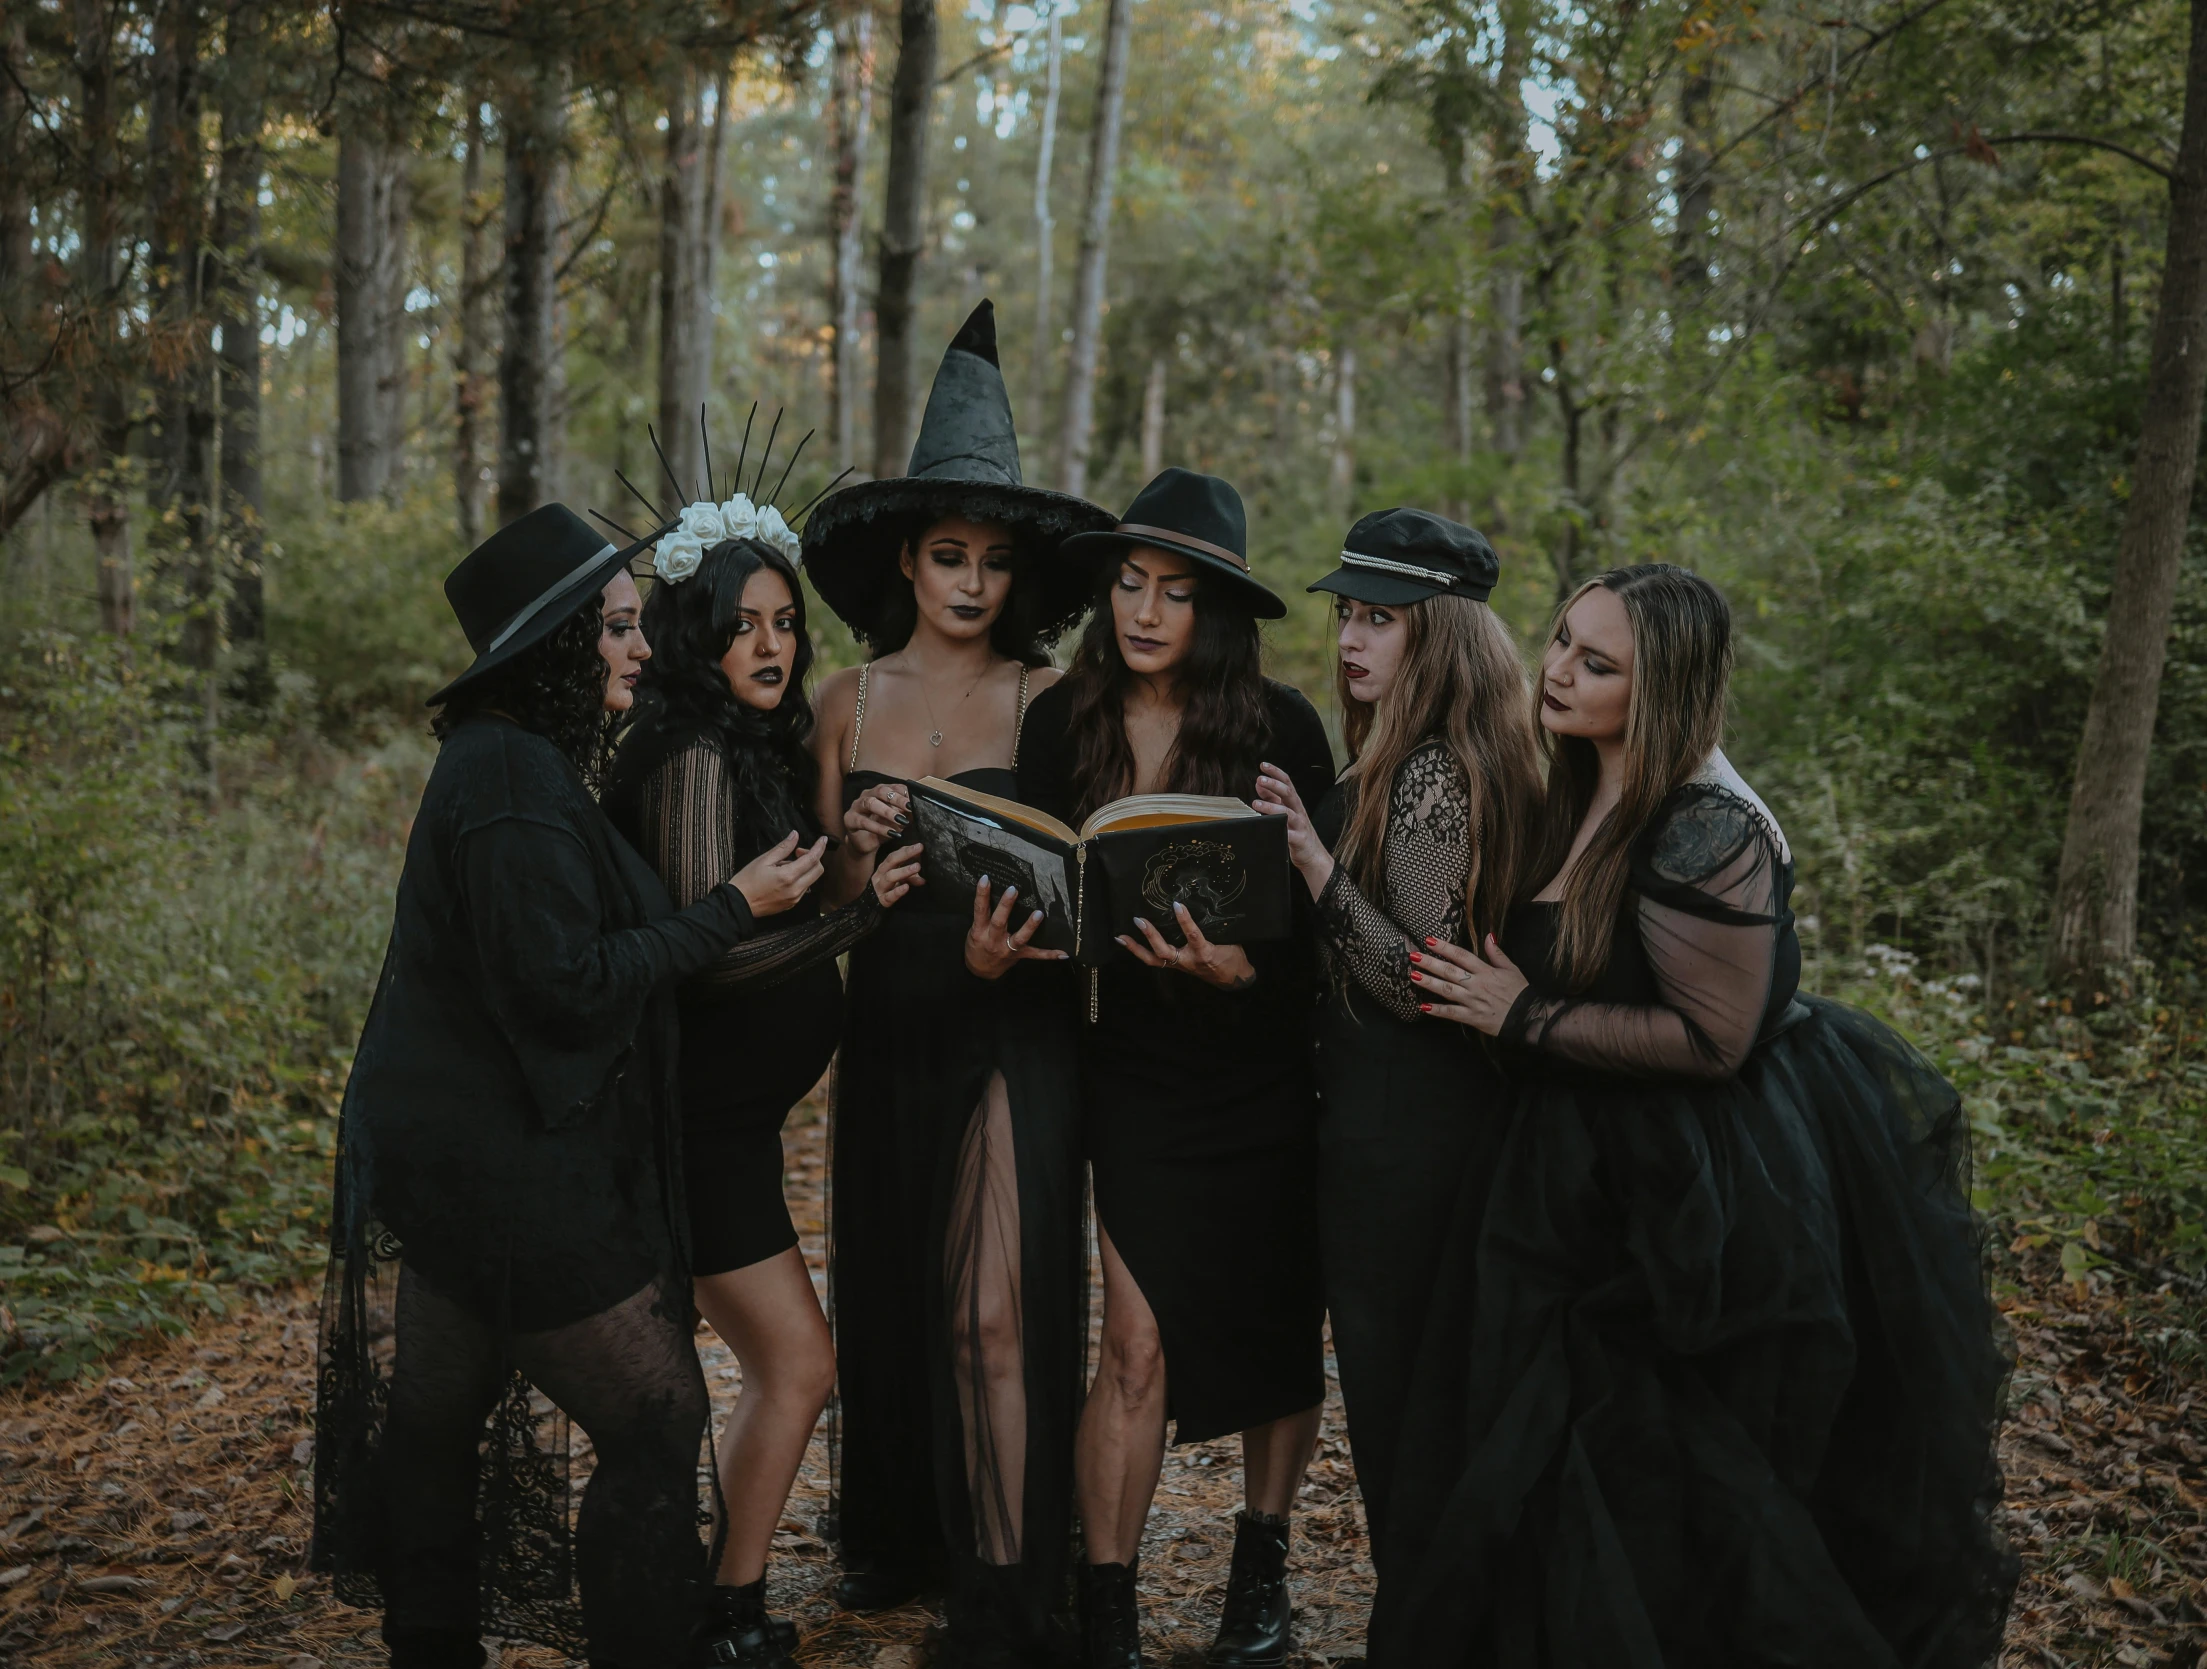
[
  {"x1": 1409, "y1": 951, "x2": 1422, "y2": 963},
  {"x1": 1410, "y1": 970, "x2": 1422, "y2": 981},
  {"x1": 1420, "y1": 1003, "x2": 1432, "y2": 1013},
  {"x1": 1424, "y1": 937, "x2": 1437, "y2": 947}
]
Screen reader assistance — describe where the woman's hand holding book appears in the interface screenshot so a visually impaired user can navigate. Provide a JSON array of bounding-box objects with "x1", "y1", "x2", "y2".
[
  {"x1": 1117, "y1": 902, "x2": 1258, "y2": 991},
  {"x1": 964, "y1": 877, "x2": 1071, "y2": 978},
  {"x1": 1253, "y1": 763, "x2": 1335, "y2": 901},
  {"x1": 870, "y1": 843, "x2": 926, "y2": 909},
  {"x1": 843, "y1": 782, "x2": 911, "y2": 859}
]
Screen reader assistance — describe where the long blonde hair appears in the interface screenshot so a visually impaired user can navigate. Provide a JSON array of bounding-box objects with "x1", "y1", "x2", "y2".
[
  {"x1": 1336, "y1": 593, "x2": 1543, "y2": 944},
  {"x1": 1533, "y1": 563, "x2": 1733, "y2": 990}
]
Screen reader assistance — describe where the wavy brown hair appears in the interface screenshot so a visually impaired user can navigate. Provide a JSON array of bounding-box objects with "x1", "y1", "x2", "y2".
[
  {"x1": 1334, "y1": 594, "x2": 1543, "y2": 945},
  {"x1": 1058, "y1": 561, "x2": 1269, "y2": 821},
  {"x1": 1533, "y1": 563, "x2": 1733, "y2": 990},
  {"x1": 431, "y1": 591, "x2": 617, "y2": 788}
]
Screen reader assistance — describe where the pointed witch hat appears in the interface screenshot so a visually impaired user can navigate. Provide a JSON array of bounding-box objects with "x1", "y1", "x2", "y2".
[{"x1": 802, "y1": 299, "x2": 1115, "y2": 647}]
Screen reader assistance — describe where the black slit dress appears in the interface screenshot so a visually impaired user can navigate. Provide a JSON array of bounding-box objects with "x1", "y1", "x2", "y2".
[
  {"x1": 829, "y1": 672, "x2": 1091, "y2": 1661},
  {"x1": 315, "y1": 716, "x2": 758, "y2": 1664},
  {"x1": 603, "y1": 723, "x2": 885, "y2": 1276},
  {"x1": 1016, "y1": 678, "x2": 1335, "y2": 1444},
  {"x1": 1308, "y1": 739, "x2": 1509, "y2": 1567},
  {"x1": 1372, "y1": 768, "x2": 2017, "y2": 1668}
]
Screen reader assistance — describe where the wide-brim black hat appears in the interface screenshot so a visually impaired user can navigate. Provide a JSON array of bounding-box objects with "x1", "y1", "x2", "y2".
[
  {"x1": 801, "y1": 300, "x2": 1115, "y2": 647},
  {"x1": 1059, "y1": 467, "x2": 1286, "y2": 619},
  {"x1": 1309, "y1": 507, "x2": 1499, "y2": 606},
  {"x1": 429, "y1": 503, "x2": 664, "y2": 706}
]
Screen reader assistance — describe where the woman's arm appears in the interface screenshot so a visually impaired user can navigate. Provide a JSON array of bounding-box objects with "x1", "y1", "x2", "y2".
[
  {"x1": 813, "y1": 666, "x2": 884, "y2": 908},
  {"x1": 1312, "y1": 745, "x2": 1471, "y2": 1023}
]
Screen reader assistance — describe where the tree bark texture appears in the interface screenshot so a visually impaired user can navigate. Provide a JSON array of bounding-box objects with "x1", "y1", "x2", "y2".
[
  {"x1": 336, "y1": 100, "x2": 409, "y2": 503},
  {"x1": 1055, "y1": 0, "x2": 1133, "y2": 497},
  {"x1": 829, "y1": 12, "x2": 875, "y2": 472},
  {"x1": 657, "y1": 65, "x2": 729, "y2": 503},
  {"x1": 873, "y1": 0, "x2": 940, "y2": 480},
  {"x1": 2046, "y1": 0, "x2": 2207, "y2": 987},
  {"x1": 454, "y1": 95, "x2": 491, "y2": 546},
  {"x1": 498, "y1": 56, "x2": 568, "y2": 526},
  {"x1": 1139, "y1": 353, "x2": 1167, "y2": 478},
  {"x1": 1330, "y1": 339, "x2": 1357, "y2": 501},
  {"x1": 146, "y1": 0, "x2": 209, "y2": 536},
  {"x1": 0, "y1": 12, "x2": 30, "y2": 296},
  {"x1": 1673, "y1": 53, "x2": 1716, "y2": 289},
  {"x1": 216, "y1": 0, "x2": 266, "y2": 675},
  {"x1": 74, "y1": 0, "x2": 135, "y2": 634},
  {"x1": 1028, "y1": 4, "x2": 1063, "y2": 432},
  {"x1": 1483, "y1": 0, "x2": 1530, "y2": 459}
]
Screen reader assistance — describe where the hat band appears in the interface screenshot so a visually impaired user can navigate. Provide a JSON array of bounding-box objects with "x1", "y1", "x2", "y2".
[
  {"x1": 1118, "y1": 522, "x2": 1249, "y2": 573},
  {"x1": 482, "y1": 541, "x2": 620, "y2": 656},
  {"x1": 1342, "y1": 548, "x2": 1463, "y2": 589}
]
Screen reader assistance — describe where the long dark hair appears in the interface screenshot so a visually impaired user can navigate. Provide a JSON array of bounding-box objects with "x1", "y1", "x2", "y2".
[
  {"x1": 867, "y1": 513, "x2": 1053, "y2": 667},
  {"x1": 1058, "y1": 560, "x2": 1271, "y2": 821},
  {"x1": 1532, "y1": 563, "x2": 1733, "y2": 989},
  {"x1": 631, "y1": 536, "x2": 818, "y2": 849},
  {"x1": 431, "y1": 591, "x2": 616, "y2": 788}
]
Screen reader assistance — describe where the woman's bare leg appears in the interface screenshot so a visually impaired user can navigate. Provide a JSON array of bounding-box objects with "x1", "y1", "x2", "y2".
[
  {"x1": 1240, "y1": 1404, "x2": 1320, "y2": 1517},
  {"x1": 693, "y1": 1246, "x2": 837, "y2": 1585},
  {"x1": 946, "y1": 1071, "x2": 1029, "y2": 1564},
  {"x1": 1075, "y1": 1223, "x2": 1168, "y2": 1565}
]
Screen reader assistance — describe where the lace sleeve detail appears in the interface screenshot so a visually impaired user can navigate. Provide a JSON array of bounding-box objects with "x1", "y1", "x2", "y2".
[
  {"x1": 1502, "y1": 789, "x2": 1783, "y2": 1079},
  {"x1": 638, "y1": 738, "x2": 886, "y2": 993},
  {"x1": 1314, "y1": 742, "x2": 1471, "y2": 1023}
]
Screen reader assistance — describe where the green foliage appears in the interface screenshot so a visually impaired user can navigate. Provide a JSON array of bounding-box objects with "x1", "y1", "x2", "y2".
[{"x1": 0, "y1": 631, "x2": 426, "y2": 1379}]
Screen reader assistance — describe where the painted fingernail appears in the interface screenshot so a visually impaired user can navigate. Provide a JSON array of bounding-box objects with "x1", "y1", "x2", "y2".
[
  {"x1": 1410, "y1": 970, "x2": 1423, "y2": 981},
  {"x1": 1425, "y1": 937, "x2": 1437, "y2": 947},
  {"x1": 1420, "y1": 1003, "x2": 1432, "y2": 1013},
  {"x1": 979, "y1": 874, "x2": 990, "y2": 887},
  {"x1": 1409, "y1": 951, "x2": 1422, "y2": 963}
]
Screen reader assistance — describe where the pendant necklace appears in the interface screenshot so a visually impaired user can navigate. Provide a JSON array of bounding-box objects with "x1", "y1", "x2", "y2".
[{"x1": 918, "y1": 662, "x2": 990, "y2": 749}]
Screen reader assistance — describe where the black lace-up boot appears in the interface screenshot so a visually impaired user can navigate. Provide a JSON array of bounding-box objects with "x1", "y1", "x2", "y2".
[
  {"x1": 1078, "y1": 1559, "x2": 1142, "y2": 1669},
  {"x1": 1204, "y1": 1511, "x2": 1290, "y2": 1668},
  {"x1": 694, "y1": 1578, "x2": 798, "y2": 1669}
]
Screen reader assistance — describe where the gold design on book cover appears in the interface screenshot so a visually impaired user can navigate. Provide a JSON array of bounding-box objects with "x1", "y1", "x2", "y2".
[{"x1": 1140, "y1": 838, "x2": 1249, "y2": 934}]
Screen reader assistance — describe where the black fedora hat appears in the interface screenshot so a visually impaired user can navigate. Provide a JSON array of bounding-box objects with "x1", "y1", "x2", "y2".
[
  {"x1": 802, "y1": 300, "x2": 1115, "y2": 647},
  {"x1": 1309, "y1": 507, "x2": 1499, "y2": 606},
  {"x1": 429, "y1": 503, "x2": 661, "y2": 706},
  {"x1": 1059, "y1": 468, "x2": 1286, "y2": 619}
]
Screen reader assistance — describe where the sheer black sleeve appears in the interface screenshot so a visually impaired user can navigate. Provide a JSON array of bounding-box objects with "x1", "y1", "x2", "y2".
[
  {"x1": 1502, "y1": 787, "x2": 1783, "y2": 1080},
  {"x1": 636, "y1": 738, "x2": 885, "y2": 993},
  {"x1": 457, "y1": 814, "x2": 755, "y2": 1127},
  {"x1": 1315, "y1": 742, "x2": 1470, "y2": 1023}
]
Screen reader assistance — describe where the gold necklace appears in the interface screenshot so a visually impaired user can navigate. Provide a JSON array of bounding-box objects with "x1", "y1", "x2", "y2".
[{"x1": 917, "y1": 661, "x2": 990, "y2": 748}]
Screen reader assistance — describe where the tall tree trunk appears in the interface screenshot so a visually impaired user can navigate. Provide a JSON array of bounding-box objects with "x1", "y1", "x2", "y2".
[
  {"x1": 1437, "y1": 132, "x2": 1474, "y2": 519},
  {"x1": 376, "y1": 149, "x2": 412, "y2": 499},
  {"x1": 216, "y1": 0, "x2": 267, "y2": 690},
  {"x1": 1329, "y1": 338, "x2": 1357, "y2": 502},
  {"x1": 1484, "y1": 0, "x2": 1530, "y2": 459},
  {"x1": 1673, "y1": 54, "x2": 1716, "y2": 288},
  {"x1": 828, "y1": 12, "x2": 876, "y2": 472},
  {"x1": 498, "y1": 55, "x2": 568, "y2": 526},
  {"x1": 336, "y1": 101, "x2": 405, "y2": 502},
  {"x1": 74, "y1": 0, "x2": 134, "y2": 635},
  {"x1": 1139, "y1": 353, "x2": 1166, "y2": 479},
  {"x1": 0, "y1": 12, "x2": 29, "y2": 295},
  {"x1": 873, "y1": 0, "x2": 940, "y2": 479},
  {"x1": 454, "y1": 94, "x2": 491, "y2": 545},
  {"x1": 2046, "y1": 0, "x2": 2207, "y2": 989},
  {"x1": 1028, "y1": 3, "x2": 1063, "y2": 430},
  {"x1": 658, "y1": 64, "x2": 727, "y2": 501},
  {"x1": 1054, "y1": 0, "x2": 1133, "y2": 497}
]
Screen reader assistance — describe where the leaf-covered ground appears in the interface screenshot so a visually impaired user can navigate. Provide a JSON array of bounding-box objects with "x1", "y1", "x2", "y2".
[{"x1": 0, "y1": 1095, "x2": 2199, "y2": 1668}]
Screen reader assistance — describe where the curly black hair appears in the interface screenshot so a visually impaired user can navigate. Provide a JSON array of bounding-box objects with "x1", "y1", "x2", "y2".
[
  {"x1": 629, "y1": 537, "x2": 819, "y2": 851},
  {"x1": 431, "y1": 592, "x2": 617, "y2": 787}
]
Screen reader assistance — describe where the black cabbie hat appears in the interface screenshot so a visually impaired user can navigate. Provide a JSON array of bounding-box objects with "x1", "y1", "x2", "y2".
[
  {"x1": 430, "y1": 503, "x2": 658, "y2": 705},
  {"x1": 1309, "y1": 507, "x2": 1499, "y2": 606},
  {"x1": 802, "y1": 300, "x2": 1115, "y2": 646},
  {"x1": 1060, "y1": 467, "x2": 1287, "y2": 619}
]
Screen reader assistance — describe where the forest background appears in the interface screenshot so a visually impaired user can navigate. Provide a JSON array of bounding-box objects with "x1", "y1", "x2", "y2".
[{"x1": 0, "y1": 0, "x2": 2203, "y2": 1523}]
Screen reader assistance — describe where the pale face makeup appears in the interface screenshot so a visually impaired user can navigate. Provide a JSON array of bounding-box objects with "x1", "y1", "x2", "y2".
[
  {"x1": 1334, "y1": 598, "x2": 1409, "y2": 705},
  {"x1": 599, "y1": 571, "x2": 650, "y2": 712},
  {"x1": 899, "y1": 515, "x2": 1018, "y2": 643},
  {"x1": 1111, "y1": 550, "x2": 1200, "y2": 680},
  {"x1": 719, "y1": 565, "x2": 800, "y2": 713},
  {"x1": 1539, "y1": 583, "x2": 1635, "y2": 744}
]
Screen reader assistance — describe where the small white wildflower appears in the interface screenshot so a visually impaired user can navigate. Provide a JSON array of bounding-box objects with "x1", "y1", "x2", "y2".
[{"x1": 718, "y1": 494, "x2": 762, "y2": 542}]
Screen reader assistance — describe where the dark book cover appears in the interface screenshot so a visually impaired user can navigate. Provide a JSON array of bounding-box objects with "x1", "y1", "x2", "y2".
[{"x1": 1082, "y1": 816, "x2": 1291, "y2": 961}]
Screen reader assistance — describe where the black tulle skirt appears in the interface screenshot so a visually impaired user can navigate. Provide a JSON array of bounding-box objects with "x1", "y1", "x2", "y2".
[{"x1": 1371, "y1": 995, "x2": 2016, "y2": 1669}]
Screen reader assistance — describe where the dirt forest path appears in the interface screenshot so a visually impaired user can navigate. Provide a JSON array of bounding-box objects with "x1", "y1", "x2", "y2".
[{"x1": 0, "y1": 1088, "x2": 2202, "y2": 1668}]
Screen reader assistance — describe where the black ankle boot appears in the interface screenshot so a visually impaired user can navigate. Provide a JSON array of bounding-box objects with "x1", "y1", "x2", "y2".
[
  {"x1": 1079, "y1": 1559, "x2": 1142, "y2": 1669},
  {"x1": 1205, "y1": 1512, "x2": 1290, "y2": 1668},
  {"x1": 694, "y1": 1579, "x2": 798, "y2": 1669},
  {"x1": 832, "y1": 1562, "x2": 923, "y2": 1612}
]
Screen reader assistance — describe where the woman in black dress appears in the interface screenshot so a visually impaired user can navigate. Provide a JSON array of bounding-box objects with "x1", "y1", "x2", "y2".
[
  {"x1": 1383, "y1": 564, "x2": 2014, "y2": 1666},
  {"x1": 314, "y1": 505, "x2": 827, "y2": 1669},
  {"x1": 973, "y1": 469, "x2": 1335, "y2": 1669},
  {"x1": 803, "y1": 300, "x2": 1114, "y2": 1665},
  {"x1": 1249, "y1": 509, "x2": 1541, "y2": 1574},
  {"x1": 602, "y1": 522, "x2": 923, "y2": 1669}
]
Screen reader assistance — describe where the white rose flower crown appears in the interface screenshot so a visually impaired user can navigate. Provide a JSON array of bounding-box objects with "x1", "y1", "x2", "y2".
[{"x1": 589, "y1": 403, "x2": 855, "y2": 587}]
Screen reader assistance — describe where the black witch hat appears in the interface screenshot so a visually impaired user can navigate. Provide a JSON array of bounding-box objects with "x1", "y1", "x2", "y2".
[{"x1": 802, "y1": 299, "x2": 1115, "y2": 647}]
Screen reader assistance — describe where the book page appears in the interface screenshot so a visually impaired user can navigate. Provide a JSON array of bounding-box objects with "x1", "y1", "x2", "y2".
[
  {"x1": 1079, "y1": 793, "x2": 1257, "y2": 840},
  {"x1": 914, "y1": 776, "x2": 1080, "y2": 846}
]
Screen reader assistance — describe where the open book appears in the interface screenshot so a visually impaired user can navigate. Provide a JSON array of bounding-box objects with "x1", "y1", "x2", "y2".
[{"x1": 907, "y1": 776, "x2": 1292, "y2": 965}]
